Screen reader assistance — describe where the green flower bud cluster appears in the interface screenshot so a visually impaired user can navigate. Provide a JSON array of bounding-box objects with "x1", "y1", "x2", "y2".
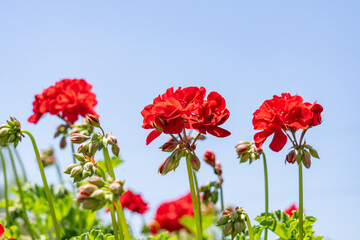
[
  {"x1": 40, "y1": 147, "x2": 56, "y2": 167},
  {"x1": 217, "y1": 207, "x2": 247, "y2": 239},
  {"x1": 235, "y1": 141, "x2": 262, "y2": 164},
  {"x1": 64, "y1": 154, "x2": 98, "y2": 182},
  {"x1": 200, "y1": 181, "x2": 222, "y2": 205},
  {"x1": 0, "y1": 117, "x2": 24, "y2": 147},
  {"x1": 288, "y1": 144, "x2": 319, "y2": 169},
  {"x1": 75, "y1": 176, "x2": 124, "y2": 211},
  {"x1": 71, "y1": 115, "x2": 120, "y2": 158}
]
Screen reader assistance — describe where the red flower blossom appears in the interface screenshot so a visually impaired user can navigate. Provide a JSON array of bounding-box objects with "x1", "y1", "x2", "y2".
[
  {"x1": 28, "y1": 79, "x2": 98, "y2": 124},
  {"x1": 253, "y1": 93, "x2": 315, "y2": 152},
  {"x1": 305, "y1": 102, "x2": 323, "y2": 127},
  {"x1": 0, "y1": 223, "x2": 4, "y2": 237},
  {"x1": 120, "y1": 190, "x2": 149, "y2": 215},
  {"x1": 142, "y1": 87, "x2": 230, "y2": 145},
  {"x1": 190, "y1": 92, "x2": 231, "y2": 138},
  {"x1": 284, "y1": 204, "x2": 299, "y2": 218},
  {"x1": 151, "y1": 193, "x2": 194, "y2": 233}
]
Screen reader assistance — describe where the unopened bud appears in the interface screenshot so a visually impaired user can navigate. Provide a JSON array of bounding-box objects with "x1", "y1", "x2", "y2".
[
  {"x1": 86, "y1": 114, "x2": 100, "y2": 128},
  {"x1": 109, "y1": 182, "x2": 123, "y2": 196},
  {"x1": 64, "y1": 164, "x2": 79, "y2": 174},
  {"x1": 160, "y1": 139, "x2": 177, "y2": 152},
  {"x1": 78, "y1": 142, "x2": 90, "y2": 154},
  {"x1": 302, "y1": 151, "x2": 311, "y2": 168},
  {"x1": 88, "y1": 176, "x2": 105, "y2": 187},
  {"x1": 112, "y1": 144, "x2": 120, "y2": 157},
  {"x1": 160, "y1": 157, "x2": 179, "y2": 175},
  {"x1": 236, "y1": 143, "x2": 249, "y2": 155},
  {"x1": 84, "y1": 162, "x2": 95, "y2": 171},
  {"x1": 308, "y1": 146, "x2": 319, "y2": 159},
  {"x1": 81, "y1": 198, "x2": 100, "y2": 210},
  {"x1": 107, "y1": 134, "x2": 118, "y2": 146},
  {"x1": 90, "y1": 189, "x2": 105, "y2": 200},
  {"x1": 70, "y1": 134, "x2": 90, "y2": 143},
  {"x1": 79, "y1": 184, "x2": 98, "y2": 195},
  {"x1": 203, "y1": 151, "x2": 215, "y2": 167},
  {"x1": 82, "y1": 169, "x2": 93, "y2": 178},
  {"x1": 223, "y1": 221, "x2": 233, "y2": 236},
  {"x1": 217, "y1": 214, "x2": 231, "y2": 226},
  {"x1": 190, "y1": 154, "x2": 201, "y2": 171},
  {"x1": 214, "y1": 162, "x2": 222, "y2": 176},
  {"x1": 73, "y1": 154, "x2": 86, "y2": 162},
  {"x1": 70, "y1": 165, "x2": 83, "y2": 177},
  {"x1": 286, "y1": 150, "x2": 297, "y2": 164},
  {"x1": 234, "y1": 221, "x2": 246, "y2": 234},
  {"x1": 60, "y1": 136, "x2": 67, "y2": 149}
]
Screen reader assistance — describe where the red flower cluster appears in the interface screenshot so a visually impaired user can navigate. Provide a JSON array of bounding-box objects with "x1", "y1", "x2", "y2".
[
  {"x1": 253, "y1": 93, "x2": 323, "y2": 152},
  {"x1": 284, "y1": 204, "x2": 299, "y2": 218},
  {"x1": 150, "y1": 193, "x2": 194, "y2": 234},
  {"x1": 142, "y1": 87, "x2": 230, "y2": 145},
  {"x1": 120, "y1": 190, "x2": 149, "y2": 215},
  {"x1": 28, "y1": 79, "x2": 98, "y2": 124}
]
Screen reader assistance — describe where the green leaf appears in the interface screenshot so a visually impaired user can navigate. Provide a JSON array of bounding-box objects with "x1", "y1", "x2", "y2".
[{"x1": 97, "y1": 156, "x2": 123, "y2": 171}]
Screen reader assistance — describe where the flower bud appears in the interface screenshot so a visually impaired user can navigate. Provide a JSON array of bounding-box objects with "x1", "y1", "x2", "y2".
[
  {"x1": 84, "y1": 162, "x2": 95, "y2": 171},
  {"x1": 86, "y1": 114, "x2": 100, "y2": 128},
  {"x1": 64, "y1": 164, "x2": 79, "y2": 174},
  {"x1": 159, "y1": 157, "x2": 179, "y2": 175},
  {"x1": 286, "y1": 150, "x2": 297, "y2": 164},
  {"x1": 70, "y1": 134, "x2": 90, "y2": 143},
  {"x1": 307, "y1": 146, "x2": 319, "y2": 159},
  {"x1": 109, "y1": 182, "x2": 123, "y2": 196},
  {"x1": 217, "y1": 214, "x2": 231, "y2": 226},
  {"x1": 82, "y1": 169, "x2": 93, "y2": 178},
  {"x1": 90, "y1": 189, "x2": 105, "y2": 200},
  {"x1": 234, "y1": 221, "x2": 246, "y2": 234},
  {"x1": 78, "y1": 184, "x2": 98, "y2": 195},
  {"x1": 73, "y1": 154, "x2": 86, "y2": 162},
  {"x1": 302, "y1": 151, "x2": 311, "y2": 168},
  {"x1": 88, "y1": 176, "x2": 105, "y2": 187},
  {"x1": 78, "y1": 142, "x2": 90, "y2": 154},
  {"x1": 70, "y1": 165, "x2": 83, "y2": 177},
  {"x1": 112, "y1": 144, "x2": 120, "y2": 157},
  {"x1": 107, "y1": 134, "x2": 118, "y2": 146},
  {"x1": 214, "y1": 162, "x2": 222, "y2": 176},
  {"x1": 223, "y1": 221, "x2": 233, "y2": 236},
  {"x1": 88, "y1": 141, "x2": 99, "y2": 154},
  {"x1": 190, "y1": 154, "x2": 201, "y2": 172},
  {"x1": 203, "y1": 151, "x2": 215, "y2": 167},
  {"x1": 60, "y1": 136, "x2": 67, "y2": 149},
  {"x1": 236, "y1": 142, "x2": 249, "y2": 155},
  {"x1": 160, "y1": 139, "x2": 178, "y2": 152},
  {"x1": 0, "y1": 127, "x2": 9, "y2": 137},
  {"x1": 81, "y1": 198, "x2": 101, "y2": 210}
]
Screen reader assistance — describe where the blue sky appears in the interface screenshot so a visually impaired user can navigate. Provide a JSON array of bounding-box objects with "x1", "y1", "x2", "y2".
[{"x1": 0, "y1": 1, "x2": 359, "y2": 239}]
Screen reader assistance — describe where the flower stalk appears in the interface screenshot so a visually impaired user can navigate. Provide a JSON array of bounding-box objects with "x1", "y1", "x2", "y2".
[
  {"x1": 14, "y1": 147, "x2": 28, "y2": 182},
  {"x1": 245, "y1": 213, "x2": 254, "y2": 240},
  {"x1": 262, "y1": 152, "x2": 269, "y2": 240},
  {"x1": 7, "y1": 145, "x2": 36, "y2": 240},
  {"x1": 298, "y1": 158, "x2": 304, "y2": 240},
  {"x1": 109, "y1": 204, "x2": 120, "y2": 240},
  {"x1": 0, "y1": 148, "x2": 10, "y2": 226},
  {"x1": 21, "y1": 130, "x2": 61, "y2": 240}
]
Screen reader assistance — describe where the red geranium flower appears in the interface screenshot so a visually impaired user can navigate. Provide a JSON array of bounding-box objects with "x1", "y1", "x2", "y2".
[
  {"x1": 120, "y1": 190, "x2": 149, "y2": 215},
  {"x1": 253, "y1": 93, "x2": 315, "y2": 152},
  {"x1": 0, "y1": 223, "x2": 4, "y2": 237},
  {"x1": 151, "y1": 193, "x2": 194, "y2": 233},
  {"x1": 284, "y1": 204, "x2": 299, "y2": 218},
  {"x1": 28, "y1": 79, "x2": 98, "y2": 124}
]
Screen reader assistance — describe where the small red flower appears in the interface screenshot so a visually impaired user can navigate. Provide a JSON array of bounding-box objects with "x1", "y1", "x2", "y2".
[
  {"x1": 203, "y1": 151, "x2": 216, "y2": 167},
  {"x1": 152, "y1": 193, "x2": 194, "y2": 233},
  {"x1": 284, "y1": 204, "x2": 299, "y2": 218},
  {"x1": 253, "y1": 93, "x2": 315, "y2": 152},
  {"x1": 0, "y1": 223, "x2": 4, "y2": 237},
  {"x1": 120, "y1": 190, "x2": 149, "y2": 215},
  {"x1": 28, "y1": 79, "x2": 98, "y2": 124}
]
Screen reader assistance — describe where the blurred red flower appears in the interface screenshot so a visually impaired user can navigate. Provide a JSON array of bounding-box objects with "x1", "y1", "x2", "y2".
[
  {"x1": 284, "y1": 204, "x2": 299, "y2": 218},
  {"x1": 0, "y1": 223, "x2": 4, "y2": 237},
  {"x1": 253, "y1": 93, "x2": 322, "y2": 152},
  {"x1": 151, "y1": 193, "x2": 194, "y2": 234},
  {"x1": 141, "y1": 87, "x2": 230, "y2": 145},
  {"x1": 28, "y1": 79, "x2": 98, "y2": 124},
  {"x1": 120, "y1": 190, "x2": 149, "y2": 215}
]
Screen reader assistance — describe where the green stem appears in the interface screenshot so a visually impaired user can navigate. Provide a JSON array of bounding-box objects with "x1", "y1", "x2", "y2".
[
  {"x1": 245, "y1": 213, "x2": 254, "y2": 240},
  {"x1": 114, "y1": 200, "x2": 126, "y2": 240},
  {"x1": 13, "y1": 147, "x2": 28, "y2": 182},
  {"x1": 0, "y1": 148, "x2": 10, "y2": 226},
  {"x1": 193, "y1": 172, "x2": 203, "y2": 233},
  {"x1": 262, "y1": 152, "x2": 269, "y2": 240},
  {"x1": 109, "y1": 204, "x2": 120, "y2": 240},
  {"x1": 54, "y1": 160, "x2": 64, "y2": 184},
  {"x1": 220, "y1": 185, "x2": 224, "y2": 211},
  {"x1": 299, "y1": 161, "x2": 304, "y2": 240},
  {"x1": 103, "y1": 148, "x2": 131, "y2": 240},
  {"x1": 7, "y1": 146, "x2": 36, "y2": 240},
  {"x1": 186, "y1": 156, "x2": 202, "y2": 240},
  {"x1": 71, "y1": 142, "x2": 76, "y2": 164},
  {"x1": 21, "y1": 130, "x2": 61, "y2": 240}
]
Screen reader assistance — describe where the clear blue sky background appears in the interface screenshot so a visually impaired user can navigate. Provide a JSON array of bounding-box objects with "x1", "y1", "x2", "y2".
[{"x1": 0, "y1": 1, "x2": 359, "y2": 239}]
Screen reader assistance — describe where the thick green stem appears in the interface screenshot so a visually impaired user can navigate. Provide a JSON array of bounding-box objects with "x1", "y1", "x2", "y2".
[
  {"x1": 186, "y1": 156, "x2": 202, "y2": 240},
  {"x1": 21, "y1": 130, "x2": 61, "y2": 240},
  {"x1": 13, "y1": 147, "x2": 28, "y2": 182},
  {"x1": 262, "y1": 153, "x2": 269, "y2": 240},
  {"x1": 7, "y1": 146, "x2": 36, "y2": 240},
  {"x1": 193, "y1": 172, "x2": 203, "y2": 233},
  {"x1": 299, "y1": 162, "x2": 304, "y2": 240},
  {"x1": 245, "y1": 213, "x2": 254, "y2": 240},
  {"x1": 103, "y1": 148, "x2": 131, "y2": 240},
  {"x1": 114, "y1": 200, "x2": 125, "y2": 240},
  {"x1": 0, "y1": 148, "x2": 10, "y2": 226},
  {"x1": 220, "y1": 185, "x2": 224, "y2": 211},
  {"x1": 109, "y1": 204, "x2": 120, "y2": 240}
]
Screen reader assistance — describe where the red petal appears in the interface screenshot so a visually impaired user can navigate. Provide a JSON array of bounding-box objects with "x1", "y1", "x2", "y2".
[
  {"x1": 207, "y1": 126, "x2": 231, "y2": 137},
  {"x1": 0, "y1": 223, "x2": 4, "y2": 237},
  {"x1": 146, "y1": 130, "x2": 162, "y2": 145},
  {"x1": 269, "y1": 128, "x2": 287, "y2": 152}
]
